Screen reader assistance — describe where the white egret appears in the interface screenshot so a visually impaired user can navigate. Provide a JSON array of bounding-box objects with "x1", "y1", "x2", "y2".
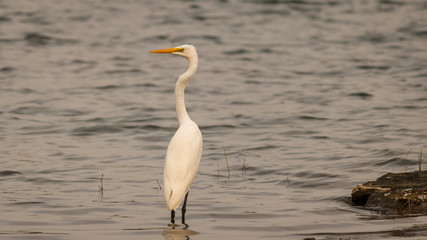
[{"x1": 150, "y1": 45, "x2": 203, "y2": 225}]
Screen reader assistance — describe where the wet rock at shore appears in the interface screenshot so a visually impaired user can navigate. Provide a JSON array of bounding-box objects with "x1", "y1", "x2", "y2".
[{"x1": 352, "y1": 171, "x2": 427, "y2": 215}]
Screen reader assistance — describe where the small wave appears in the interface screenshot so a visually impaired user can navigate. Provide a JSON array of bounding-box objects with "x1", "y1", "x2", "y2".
[
  {"x1": 244, "y1": 145, "x2": 279, "y2": 151},
  {"x1": 11, "y1": 201, "x2": 45, "y2": 205},
  {"x1": 0, "y1": 37, "x2": 21, "y2": 43},
  {"x1": 393, "y1": 104, "x2": 426, "y2": 110},
  {"x1": 358, "y1": 30, "x2": 387, "y2": 43},
  {"x1": 357, "y1": 65, "x2": 390, "y2": 70},
  {"x1": 210, "y1": 212, "x2": 277, "y2": 219},
  {"x1": 293, "y1": 171, "x2": 340, "y2": 179},
  {"x1": 142, "y1": 35, "x2": 170, "y2": 42},
  {"x1": 63, "y1": 156, "x2": 90, "y2": 161},
  {"x1": 104, "y1": 69, "x2": 144, "y2": 75},
  {"x1": 0, "y1": 66, "x2": 14, "y2": 72},
  {"x1": 0, "y1": 16, "x2": 11, "y2": 22},
  {"x1": 69, "y1": 15, "x2": 92, "y2": 22},
  {"x1": 130, "y1": 124, "x2": 167, "y2": 130},
  {"x1": 70, "y1": 59, "x2": 97, "y2": 73},
  {"x1": 249, "y1": 0, "x2": 326, "y2": 5},
  {"x1": 71, "y1": 125, "x2": 124, "y2": 136},
  {"x1": 17, "y1": 88, "x2": 36, "y2": 93},
  {"x1": 10, "y1": 106, "x2": 89, "y2": 117},
  {"x1": 25, "y1": 177, "x2": 64, "y2": 184},
  {"x1": 172, "y1": 35, "x2": 222, "y2": 45},
  {"x1": 298, "y1": 115, "x2": 328, "y2": 121},
  {"x1": 94, "y1": 84, "x2": 122, "y2": 90},
  {"x1": 59, "y1": 109, "x2": 89, "y2": 117},
  {"x1": 348, "y1": 92, "x2": 373, "y2": 99},
  {"x1": 24, "y1": 32, "x2": 78, "y2": 46},
  {"x1": 0, "y1": 230, "x2": 69, "y2": 236},
  {"x1": 250, "y1": 167, "x2": 285, "y2": 177},
  {"x1": 111, "y1": 56, "x2": 132, "y2": 61},
  {"x1": 0, "y1": 170, "x2": 23, "y2": 176},
  {"x1": 306, "y1": 223, "x2": 427, "y2": 239},
  {"x1": 230, "y1": 100, "x2": 253, "y2": 105},
  {"x1": 223, "y1": 49, "x2": 250, "y2": 55},
  {"x1": 191, "y1": 15, "x2": 207, "y2": 21},
  {"x1": 370, "y1": 148, "x2": 402, "y2": 158},
  {"x1": 10, "y1": 106, "x2": 49, "y2": 115},
  {"x1": 257, "y1": 9, "x2": 291, "y2": 16},
  {"x1": 200, "y1": 124, "x2": 236, "y2": 130},
  {"x1": 22, "y1": 127, "x2": 64, "y2": 135},
  {"x1": 399, "y1": 21, "x2": 427, "y2": 37},
  {"x1": 374, "y1": 157, "x2": 413, "y2": 167},
  {"x1": 312, "y1": 135, "x2": 329, "y2": 139}
]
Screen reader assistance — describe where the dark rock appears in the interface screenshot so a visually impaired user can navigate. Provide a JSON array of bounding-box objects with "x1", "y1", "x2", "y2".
[{"x1": 352, "y1": 171, "x2": 427, "y2": 215}]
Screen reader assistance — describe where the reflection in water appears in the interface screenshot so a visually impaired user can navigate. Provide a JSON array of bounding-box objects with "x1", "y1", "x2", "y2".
[{"x1": 163, "y1": 227, "x2": 199, "y2": 240}]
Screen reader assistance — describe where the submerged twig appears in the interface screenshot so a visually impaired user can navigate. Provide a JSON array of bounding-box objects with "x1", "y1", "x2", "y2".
[
  {"x1": 241, "y1": 155, "x2": 246, "y2": 176},
  {"x1": 419, "y1": 148, "x2": 423, "y2": 174},
  {"x1": 99, "y1": 173, "x2": 104, "y2": 198},
  {"x1": 156, "y1": 179, "x2": 162, "y2": 190},
  {"x1": 223, "y1": 148, "x2": 230, "y2": 179},
  {"x1": 405, "y1": 148, "x2": 412, "y2": 173}
]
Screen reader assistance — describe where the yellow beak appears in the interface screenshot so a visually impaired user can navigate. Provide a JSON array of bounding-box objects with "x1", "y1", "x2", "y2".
[{"x1": 150, "y1": 47, "x2": 183, "y2": 54}]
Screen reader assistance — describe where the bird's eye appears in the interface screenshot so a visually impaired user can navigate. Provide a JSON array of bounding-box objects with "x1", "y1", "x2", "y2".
[{"x1": 175, "y1": 48, "x2": 185, "y2": 53}]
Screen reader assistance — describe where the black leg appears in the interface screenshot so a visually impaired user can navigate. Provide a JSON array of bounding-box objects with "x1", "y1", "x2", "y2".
[
  {"x1": 181, "y1": 191, "x2": 189, "y2": 225},
  {"x1": 171, "y1": 210, "x2": 175, "y2": 224}
]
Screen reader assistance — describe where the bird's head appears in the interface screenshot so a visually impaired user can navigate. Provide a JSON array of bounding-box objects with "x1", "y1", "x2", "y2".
[{"x1": 150, "y1": 44, "x2": 197, "y2": 59}]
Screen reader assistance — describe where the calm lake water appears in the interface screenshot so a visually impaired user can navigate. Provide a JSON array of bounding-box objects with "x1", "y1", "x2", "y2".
[{"x1": 1, "y1": 0, "x2": 427, "y2": 239}]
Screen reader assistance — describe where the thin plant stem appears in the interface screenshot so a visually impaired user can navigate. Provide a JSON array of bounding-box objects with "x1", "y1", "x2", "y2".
[
  {"x1": 156, "y1": 179, "x2": 162, "y2": 190},
  {"x1": 242, "y1": 156, "x2": 246, "y2": 176},
  {"x1": 99, "y1": 173, "x2": 104, "y2": 198},
  {"x1": 419, "y1": 148, "x2": 423, "y2": 174},
  {"x1": 223, "y1": 148, "x2": 230, "y2": 179}
]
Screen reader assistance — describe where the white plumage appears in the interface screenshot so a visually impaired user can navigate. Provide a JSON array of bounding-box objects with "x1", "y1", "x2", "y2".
[
  {"x1": 150, "y1": 45, "x2": 202, "y2": 224},
  {"x1": 164, "y1": 119, "x2": 202, "y2": 210}
]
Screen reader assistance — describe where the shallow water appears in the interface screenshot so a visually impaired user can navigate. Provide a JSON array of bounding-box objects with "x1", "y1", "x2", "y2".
[{"x1": 1, "y1": 0, "x2": 427, "y2": 239}]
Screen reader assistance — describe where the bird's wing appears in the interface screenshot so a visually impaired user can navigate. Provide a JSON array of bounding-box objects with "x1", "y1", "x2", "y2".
[{"x1": 164, "y1": 120, "x2": 202, "y2": 210}]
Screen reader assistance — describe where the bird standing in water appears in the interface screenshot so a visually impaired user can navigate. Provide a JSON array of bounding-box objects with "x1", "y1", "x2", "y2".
[{"x1": 150, "y1": 45, "x2": 202, "y2": 225}]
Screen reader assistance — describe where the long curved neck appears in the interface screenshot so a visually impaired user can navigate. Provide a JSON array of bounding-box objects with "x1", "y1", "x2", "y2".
[{"x1": 175, "y1": 54, "x2": 198, "y2": 125}]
